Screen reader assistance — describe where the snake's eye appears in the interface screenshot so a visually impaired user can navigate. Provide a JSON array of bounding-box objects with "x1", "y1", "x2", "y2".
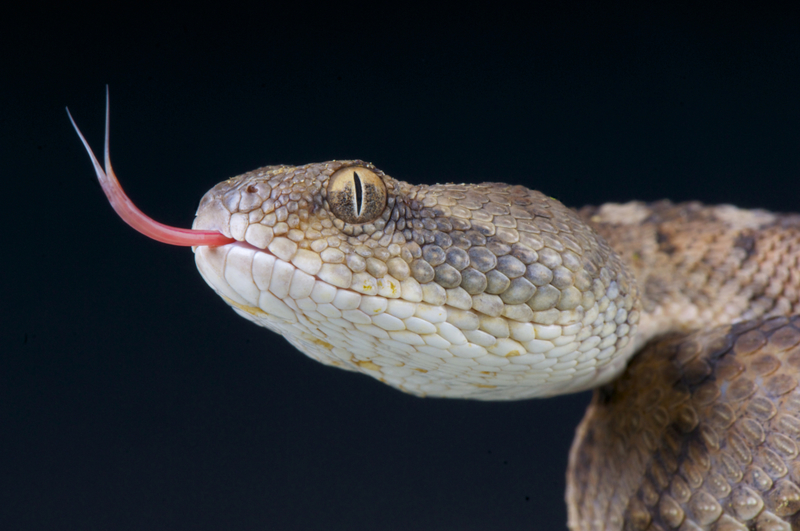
[{"x1": 327, "y1": 166, "x2": 387, "y2": 224}]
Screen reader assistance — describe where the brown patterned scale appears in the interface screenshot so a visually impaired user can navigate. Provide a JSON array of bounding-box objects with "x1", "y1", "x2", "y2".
[{"x1": 568, "y1": 317, "x2": 800, "y2": 531}]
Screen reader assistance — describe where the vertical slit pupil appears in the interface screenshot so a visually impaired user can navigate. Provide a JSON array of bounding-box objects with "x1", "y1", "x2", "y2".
[{"x1": 353, "y1": 171, "x2": 363, "y2": 216}]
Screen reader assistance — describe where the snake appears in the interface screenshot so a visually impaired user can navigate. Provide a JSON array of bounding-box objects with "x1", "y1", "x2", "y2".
[{"x1": 69, "y1": 94, "x2": 800, "y2": 530}]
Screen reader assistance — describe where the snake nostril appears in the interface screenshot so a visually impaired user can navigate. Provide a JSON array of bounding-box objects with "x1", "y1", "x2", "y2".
[{"x1": 246, "y1": 185, "x2": 257, "y2": 194}]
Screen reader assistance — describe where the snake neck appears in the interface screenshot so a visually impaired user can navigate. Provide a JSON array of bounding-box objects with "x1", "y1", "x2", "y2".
[{"x1": 581, "y1": 200, "x2": 800, "y2": 348}]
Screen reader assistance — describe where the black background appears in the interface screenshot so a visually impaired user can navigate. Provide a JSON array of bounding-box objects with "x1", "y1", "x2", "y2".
[{"x1": 4, "y1": 3, "x2": 800, "y2": 530}]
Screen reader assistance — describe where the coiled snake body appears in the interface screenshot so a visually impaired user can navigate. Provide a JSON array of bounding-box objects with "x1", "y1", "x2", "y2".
[{"x1": 71, "y1": 99, "x2": 800, "y2": 530}]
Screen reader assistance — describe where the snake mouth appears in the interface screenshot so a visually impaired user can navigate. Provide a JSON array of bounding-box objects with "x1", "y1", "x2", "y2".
[{"x1": 68, "y1": 88, "x2": 235, "y2": 248}]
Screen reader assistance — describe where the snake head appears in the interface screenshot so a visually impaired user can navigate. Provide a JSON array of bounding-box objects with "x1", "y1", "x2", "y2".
[
  {"x1": 190, "y1": 155, "x2": 643, "y2": 400},
  {"x1": 71, "y1": 90, "x2": 641, "y2": 400}
]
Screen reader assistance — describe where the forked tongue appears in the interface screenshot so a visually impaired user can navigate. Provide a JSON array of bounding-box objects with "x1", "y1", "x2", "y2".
[{"x1": 68, "y1": 89, "x2": 235, "y2": 247}]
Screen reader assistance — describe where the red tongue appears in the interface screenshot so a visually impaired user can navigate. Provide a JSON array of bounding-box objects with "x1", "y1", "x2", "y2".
[{"x1": 68, "y1": 89, "x2": 235, "y2": 247}]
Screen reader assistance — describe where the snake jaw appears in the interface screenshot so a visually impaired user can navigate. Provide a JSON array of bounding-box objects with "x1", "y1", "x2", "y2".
[{"x1": 67, "y1": 88, "x2": 235, "y2": 247}]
